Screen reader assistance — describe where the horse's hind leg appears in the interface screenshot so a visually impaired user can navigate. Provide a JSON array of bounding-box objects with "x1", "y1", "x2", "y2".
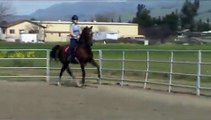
[
  {"x1": 66, "y1": 66, "x2": 81, "y2": 87},
  {"x1": 66, "y1": 66, "x2": 75, "y2": 79},
  {"x1": 80, "y1": 63, "x2": 86, "y2": 86},
  {"x1": 58, "y1": 63, "x2": 68, "y2": 86}
]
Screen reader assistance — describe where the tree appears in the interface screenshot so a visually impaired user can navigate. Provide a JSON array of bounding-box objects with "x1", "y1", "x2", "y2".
[
  {"x1": 94, "y1": 12, "x2": 115, "y2": 22},
  {"x1": 143, "y1": 25, "x2": 173, "y2": 44},
  {"x1": 98, "y1": 26, "x2": 109, "y2": 32},
  {"x1": 118, "y1": 16, "x2": 122, "y2": 23},
  {"x1": 194, "y1": 0, "x2": 200, "y2": 9},
  {"x1": 30, "y1": 18, "x2": 37, "y2": 21},
  {"x1": 95, "y1": 14, "x2": 110, "y2": 22},
  {"x1": 111, "y1": 18, "x2": 114, "y2": 22},
  {"x1": 26, "y1": 24, "x2": 40, "y2": 33},
  {"x1": 132, "y1": 4, "x2": 153, "y2": 29},
  {"x1": 162, "y1": 12, "x2": 179, "y2": 32},
  {"x1": 0, "y1": 2, "x2": 13, "y2": 21},
  {"x1": 180, "y1": 0, "x2": 200, "y2": 31},
  {"x1": 196, "y1": 19, "x2": 210, "y2": 31}
]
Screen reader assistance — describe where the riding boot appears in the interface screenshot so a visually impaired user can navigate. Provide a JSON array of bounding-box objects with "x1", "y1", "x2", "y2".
[
  {"x1": 67, "y1": 54, "x2": 78, "y2": 63},
  {"x1": 67, "y1": 55, "x2": 72, "y2": 62},
  {"x1": 67, "y1": 47, "x2": 74, "y2": 62}
]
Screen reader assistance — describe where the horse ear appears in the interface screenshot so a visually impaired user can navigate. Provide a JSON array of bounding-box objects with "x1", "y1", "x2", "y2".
[{"x1": 90, "y1": 26, "x2": 93, "y2": 29}]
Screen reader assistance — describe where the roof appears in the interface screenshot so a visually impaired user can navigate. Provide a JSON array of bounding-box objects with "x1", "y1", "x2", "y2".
[
  {"x1": 121, "y1": 35, "x2": 145, "y2": 38},
  {"x1": 33, "y1": 20, "x2": 138, "y2": 26},
  {"x1": 0, "y1": 20, "x2": 46, "y2": 28},
  {"x1": 202, "y1": 30, "x2": 211, "y2": 34}
]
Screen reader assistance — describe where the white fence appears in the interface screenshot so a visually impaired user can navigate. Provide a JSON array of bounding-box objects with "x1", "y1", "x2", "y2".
[
  {"x1": 0, "y1": 49, "x2": 50, "y2": 82},
  {"x1": 0, "y1": 49, "x2": 211, "y2": 96}
]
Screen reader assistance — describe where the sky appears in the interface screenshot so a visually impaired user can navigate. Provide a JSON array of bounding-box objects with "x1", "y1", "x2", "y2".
[
  {"x1": 3, "y1": 0, "x2": 133, "y2": 15},
  {"x1": 7, "y1": 1, "x2": 74, "y2": 15},
  {"x1": 2, "y1": 0, "x2": 184, "y2": 15}
]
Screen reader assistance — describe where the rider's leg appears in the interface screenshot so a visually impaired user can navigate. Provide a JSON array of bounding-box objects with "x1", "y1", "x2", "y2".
[{"x1": 67, "y1": 39, "x2": 77, "y2": 61}]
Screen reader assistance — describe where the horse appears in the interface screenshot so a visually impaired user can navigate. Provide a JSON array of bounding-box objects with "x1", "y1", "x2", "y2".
[{"x1": 50, "y1": 26, "x2": 101, "y2": 87}]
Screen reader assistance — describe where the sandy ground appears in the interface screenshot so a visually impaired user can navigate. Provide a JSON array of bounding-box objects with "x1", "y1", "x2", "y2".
[{"x1": 0, "y1": 80, "x2": 211, "y2": 120}]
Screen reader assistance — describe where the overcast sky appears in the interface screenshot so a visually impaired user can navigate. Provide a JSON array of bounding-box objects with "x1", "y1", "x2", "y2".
[
  {"x1": 6, "y1": 0, "x2": 133, "y2": 15},
  {"x1": 3, "y1": 0, "x2": 183, "y2": 15}
]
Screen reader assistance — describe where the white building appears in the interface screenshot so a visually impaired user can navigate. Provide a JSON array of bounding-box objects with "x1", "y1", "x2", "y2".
[{"x1": 93, "y1": 31, "x2": 118, "y2": 40}]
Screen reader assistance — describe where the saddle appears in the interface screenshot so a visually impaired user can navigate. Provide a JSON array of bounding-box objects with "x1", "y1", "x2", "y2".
[
  {"x1": 64, "y1": 46, "x2": 70, "y2": 54},
  {"x1": 63, "y1": 46, "x2": 78, "y2": 64}
]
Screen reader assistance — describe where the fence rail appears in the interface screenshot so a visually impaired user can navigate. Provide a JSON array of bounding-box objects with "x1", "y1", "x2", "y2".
[
  {"x1": 0, "y1": 49, "x2": 211, "y2": 96},
  {"x1": 0, "y1": 49, "x2": 50, "y2": 82}
]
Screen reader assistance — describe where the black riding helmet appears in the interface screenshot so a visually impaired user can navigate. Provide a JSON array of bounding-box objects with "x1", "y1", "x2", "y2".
[{"x1": 72, "y1": 15, "x2": 78, "y2": 21}]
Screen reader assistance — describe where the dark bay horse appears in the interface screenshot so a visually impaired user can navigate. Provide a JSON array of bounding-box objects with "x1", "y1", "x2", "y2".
[{"x1": 50, "y1": 26, "x2": 101, "y2": 87}]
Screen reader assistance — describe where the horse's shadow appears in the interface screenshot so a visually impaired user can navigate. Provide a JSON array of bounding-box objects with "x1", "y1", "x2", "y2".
[{"x1": 51, "y1": 80, "x2": 98, "y2": 88}]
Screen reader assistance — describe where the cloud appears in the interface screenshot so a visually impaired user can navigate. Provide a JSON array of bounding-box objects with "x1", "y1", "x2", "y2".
[
  {"x1": 8, "y1": 0, "x2": 129, "y2": 2},
  {"x1": 4, "y1": 0, "x2": 165, "y2": 2}
]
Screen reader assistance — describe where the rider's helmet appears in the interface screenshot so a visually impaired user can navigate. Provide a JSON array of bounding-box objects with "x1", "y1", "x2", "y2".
[{"x1": 72, "y1": 15, "x2": 78, "y2": 21}]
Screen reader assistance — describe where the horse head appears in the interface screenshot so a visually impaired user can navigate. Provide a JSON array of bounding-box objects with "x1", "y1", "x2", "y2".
[{"x1": 79, "y1": 26, "x2": 93, "y2": 47}]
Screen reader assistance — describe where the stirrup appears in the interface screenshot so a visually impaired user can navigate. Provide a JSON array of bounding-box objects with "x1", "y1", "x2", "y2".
[
  {"x1": 71, "y1": 57, "x2": 79, "y2": 64},
  {"x1": 67, "y1": 56, "x2": 72, "y2": 61}
]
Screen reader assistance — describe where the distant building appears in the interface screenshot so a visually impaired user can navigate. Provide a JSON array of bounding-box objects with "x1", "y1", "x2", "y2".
[
  {"x1": 0, "y1": 20, "x2": 45, "y2": 42},
  {"x1": 0, "y1": 20, "x2": 140, "y2": 42},
  {"x1": 93, "y1": 31, "x2": 119, "y2": 40},
  {"x1": 34, "y1": 21, "x2": 139, "y2": 42}
]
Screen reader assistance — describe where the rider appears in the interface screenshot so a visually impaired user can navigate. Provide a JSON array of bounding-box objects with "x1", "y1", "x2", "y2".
[{"x1": 67, "y1": 15, "x2": 81, "y2": 62}]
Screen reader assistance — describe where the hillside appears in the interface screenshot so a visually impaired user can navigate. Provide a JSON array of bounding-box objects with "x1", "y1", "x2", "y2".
[
  {"x1": 150, "y1": 0, "x2": 211, "y2": 22},
  {"x1": 6, "y1": 0, "x2": 211, "y2": 22}
]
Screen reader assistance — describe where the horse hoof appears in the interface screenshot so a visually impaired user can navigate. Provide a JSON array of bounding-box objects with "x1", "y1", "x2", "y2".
[
  {"x1": 79, "y1": 84, "x2": 86, "y2": 88},
  {"x1": 76, "y1": 82, "x2": 82, "y2": 87},
  {"x1": 57, "y1": 82, "x2": 62, "y2": 87}
]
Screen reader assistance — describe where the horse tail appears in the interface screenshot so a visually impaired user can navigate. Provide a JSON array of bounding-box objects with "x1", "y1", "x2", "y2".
[{"x1": 50, "y1": 45, "x2": 61, "y2": 62}]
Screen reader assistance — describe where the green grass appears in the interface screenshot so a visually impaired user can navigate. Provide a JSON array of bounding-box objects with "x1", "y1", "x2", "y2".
[{"x1": 1, "y1": 40, "x2": 211, "y2": 50}]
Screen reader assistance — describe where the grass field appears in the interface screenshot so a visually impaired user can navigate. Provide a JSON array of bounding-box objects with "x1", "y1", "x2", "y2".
[{"x1": 1, "y1": 40, "x2": 211, "y2": 50}]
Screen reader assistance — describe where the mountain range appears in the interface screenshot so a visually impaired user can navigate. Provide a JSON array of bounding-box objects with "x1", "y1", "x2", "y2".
[{"x1": 5, "y1": 0, "x2": 211, "y2": 22}]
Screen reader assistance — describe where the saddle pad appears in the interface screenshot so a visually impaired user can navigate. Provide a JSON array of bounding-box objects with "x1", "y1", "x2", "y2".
[{"x1": 64, "y1": 46, "x2": 69, "y2": 54}]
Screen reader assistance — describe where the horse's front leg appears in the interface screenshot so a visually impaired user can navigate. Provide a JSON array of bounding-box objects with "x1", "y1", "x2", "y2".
[
  {"x1": 80, "y1": 63, "x2": 86, "y2": 86},
  {"x1": 58, "y1": 63, "x2": 68, "y2": 86},
  {"x1": 66, "y1": 66, "x2": 82, "y2": 87},
  {"x1": 90, "y1": 59, "x2": 101, "y2": 83}
]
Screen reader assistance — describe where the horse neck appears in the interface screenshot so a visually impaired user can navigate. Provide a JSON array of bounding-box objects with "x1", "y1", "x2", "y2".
[{"x1": 78, "y1": 35, "x2": 88, "y2": 46}]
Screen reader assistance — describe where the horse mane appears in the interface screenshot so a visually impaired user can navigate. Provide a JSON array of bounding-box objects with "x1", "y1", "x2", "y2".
[
  {"x1": 78, "y1": 27, "x2": 87, "y2": 45},
  {"x1": 78, "y1": 26, "x2": 92, "y2": 46}
]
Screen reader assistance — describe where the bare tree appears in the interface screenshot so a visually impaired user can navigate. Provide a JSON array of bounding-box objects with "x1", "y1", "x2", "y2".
[
  {"x1": 94, "y1": 12, "x2": 116, "y2": 22},
  {"x1": 26, "y1": 24, "x2": 39, "y2": 33},
  {"x1": 98, "y1": 26, "x2": 108, "y2": 32},
  {"x1": 25, "y1": 23, "x2": 45, "y2": 41},
  {"x1": 0, "y1": 2, "x2": 13, "y2": 21}
]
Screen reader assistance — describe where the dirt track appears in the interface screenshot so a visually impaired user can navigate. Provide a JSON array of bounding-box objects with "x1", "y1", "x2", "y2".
[{"x1": 0, "y1": 80, "x2": 211, "y2": 120}]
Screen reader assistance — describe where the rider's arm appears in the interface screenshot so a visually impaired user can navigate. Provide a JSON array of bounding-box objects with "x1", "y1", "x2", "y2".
[
  {"x1": 79, "y1": 27, "x2": 82, "y2": 35},
  {"x1": 70, "y1": 28, "x2": 76, "y2": 38}
]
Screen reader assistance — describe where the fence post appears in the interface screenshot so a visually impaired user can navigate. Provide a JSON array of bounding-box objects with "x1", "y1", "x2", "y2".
[
  {"x1": 168, "y1": 51, "x2": 174, "y2": 93},
  {"x1": 98, "y1": 50, "x2": 103, "y2": 84},
  {"x1": 196, "y1": 50, "x2": 201, "y2": 96},
  {"x1": 120, "y1": 51, "x2": 125, "y2": 86},
  {"x1": 46, "y1": 49, "x2": 50, "y2": 83},
  {"x1": 144, "y1": 51, "x2": 149, "y2": 89}
]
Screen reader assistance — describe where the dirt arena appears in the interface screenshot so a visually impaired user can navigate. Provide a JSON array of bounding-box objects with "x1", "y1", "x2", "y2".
[{"x1": 0, "y1": 80, "x2": 211, "y2": 120}]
